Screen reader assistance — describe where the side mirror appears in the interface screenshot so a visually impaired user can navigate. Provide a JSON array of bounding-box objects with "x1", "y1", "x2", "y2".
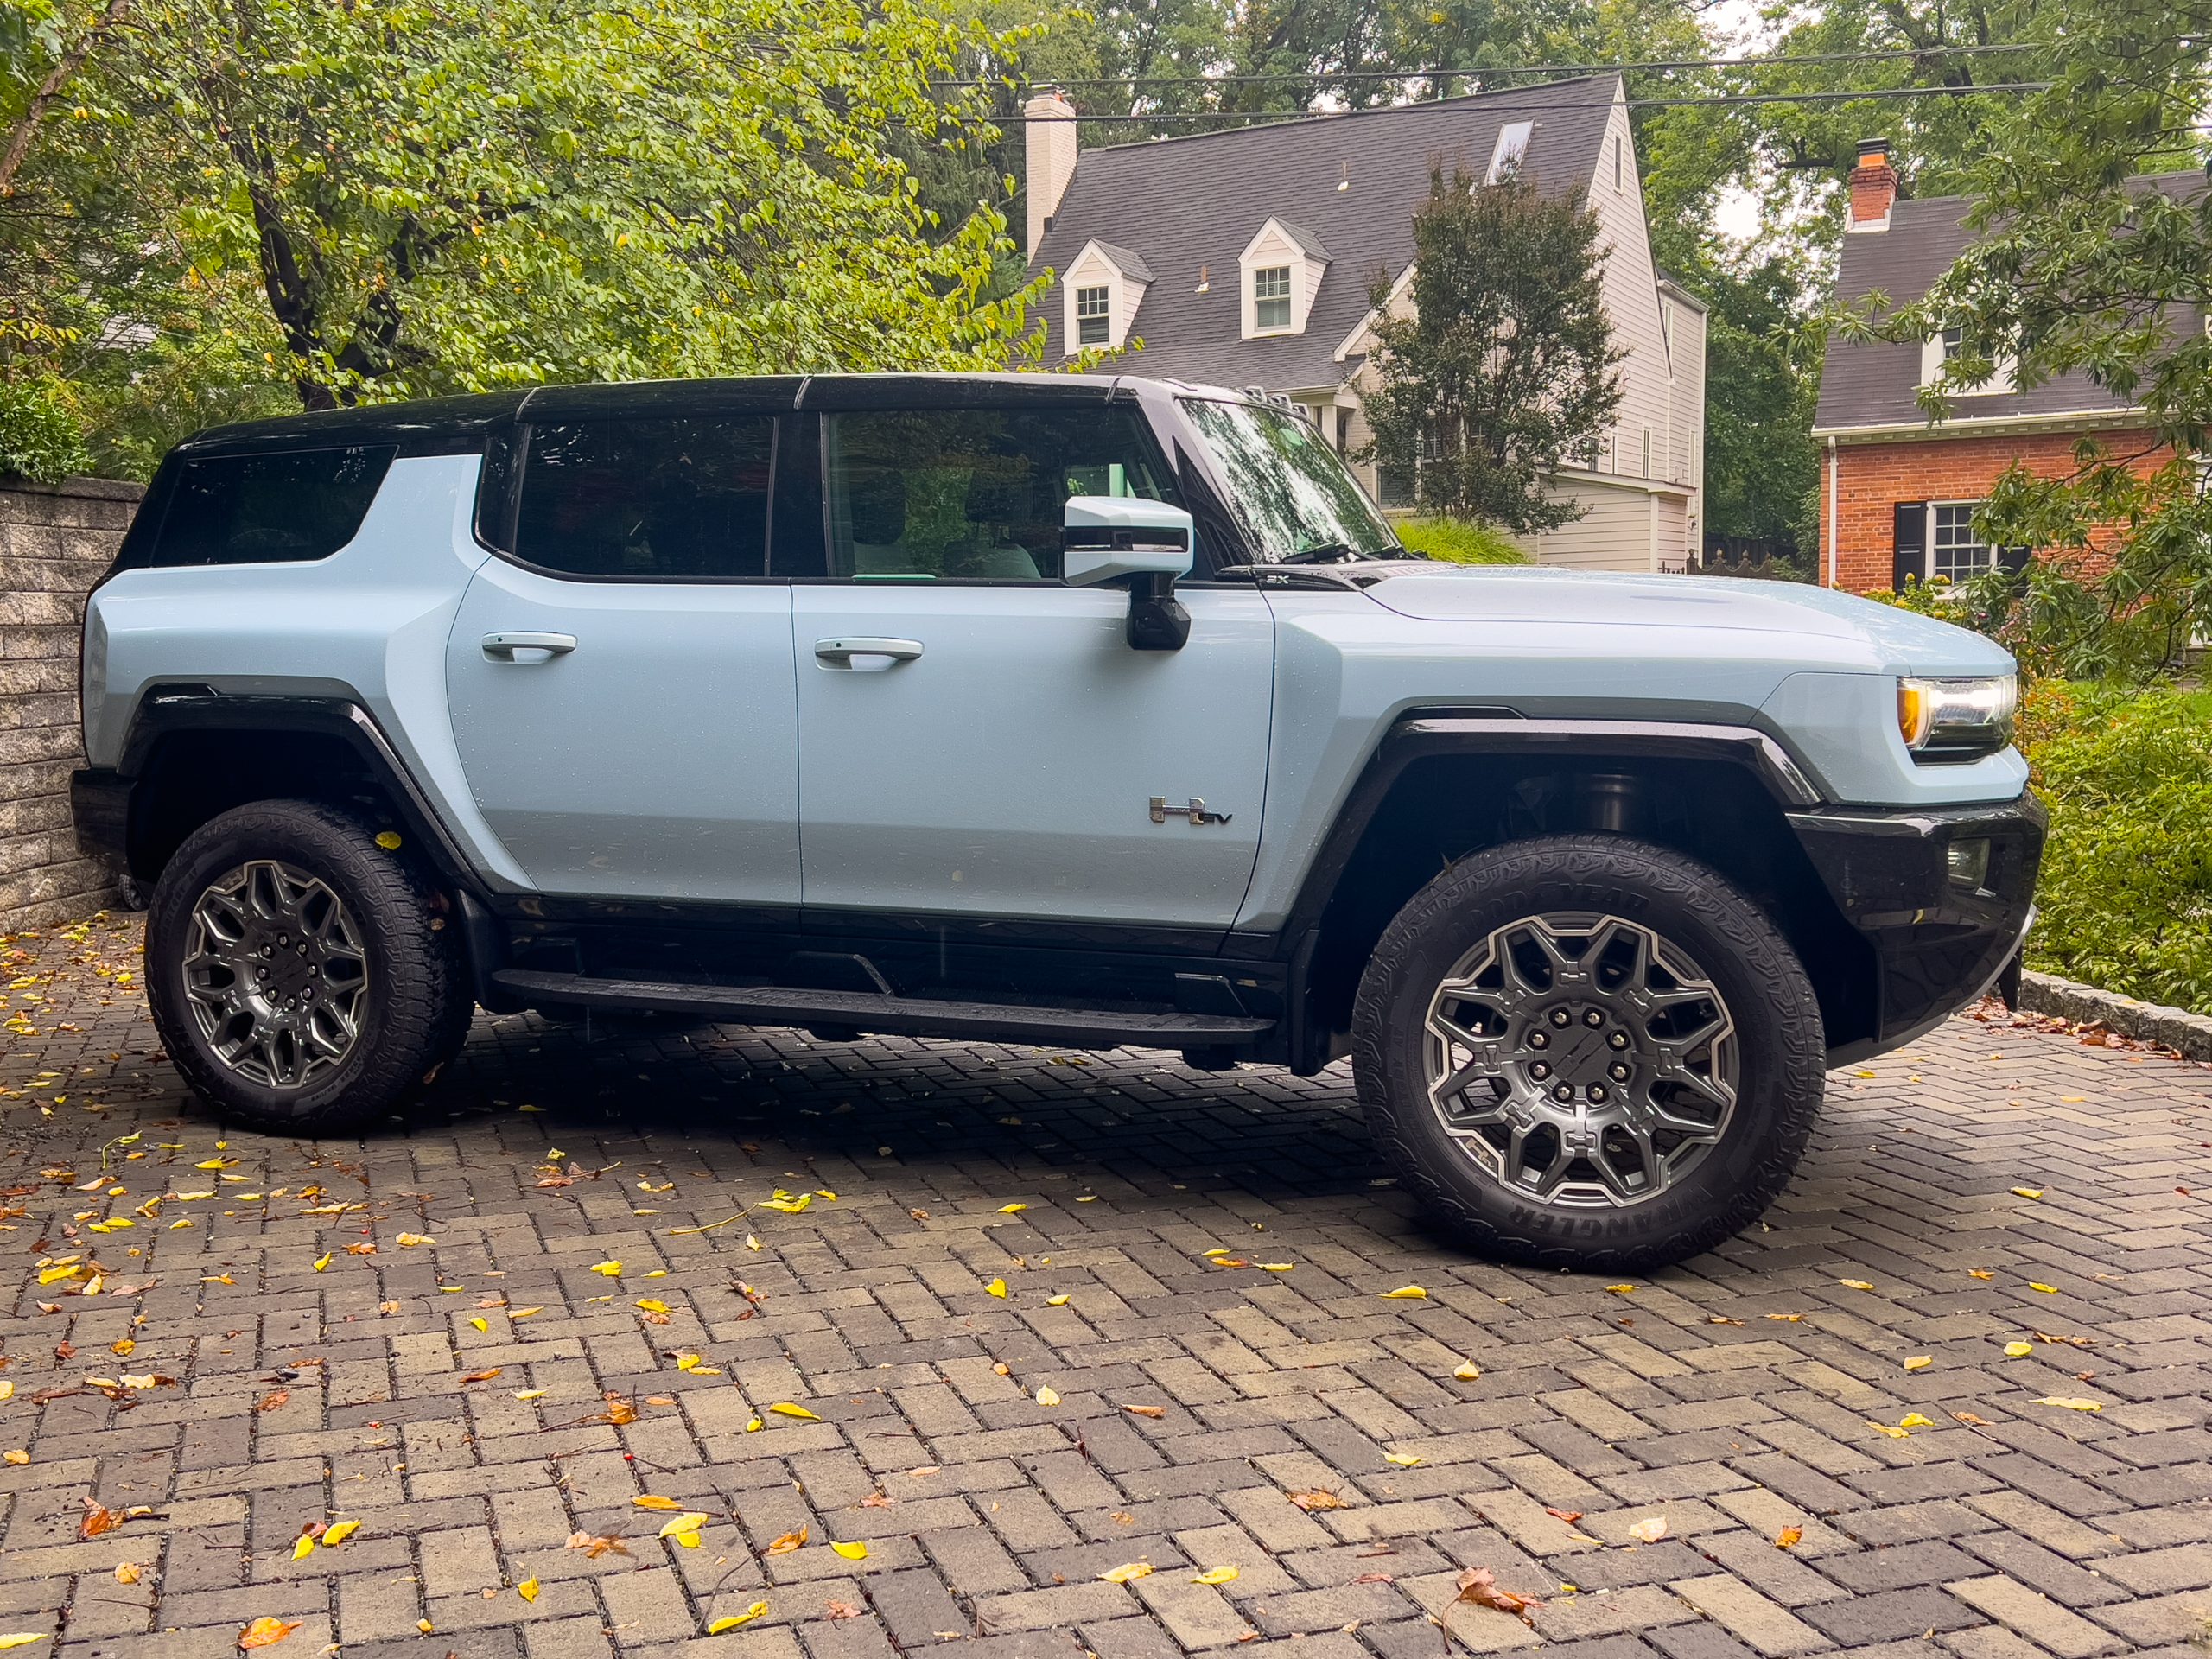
[{"x1": 1063, "y1": 496, "x2": 1195, "y2": 652}]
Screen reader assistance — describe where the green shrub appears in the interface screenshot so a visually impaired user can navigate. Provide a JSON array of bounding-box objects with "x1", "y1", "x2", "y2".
[
  {"x1": 1395, "y1": 516, "x2": 1529, "y2": 565},
  {"x1": 2021, "y1": 681, "x2": 2212, "y2": 1013},
  {"x1": 0, "y1": 376, "x2": 92, "y2": 483}
]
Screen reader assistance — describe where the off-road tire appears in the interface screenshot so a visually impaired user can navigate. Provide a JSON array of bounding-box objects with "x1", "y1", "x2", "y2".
[
  {"x1": 146, "y1": 800, "x2": 472, "y2": 1134},
  {"x1": 1352, "y1": 834, "x2": 1824, "y2": 1271}
]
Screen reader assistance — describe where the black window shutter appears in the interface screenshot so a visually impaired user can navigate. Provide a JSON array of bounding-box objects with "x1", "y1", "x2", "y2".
[
  {"x1": 1892, "y1": 501, "x2": 1927, "y2": 588},
  {"x1": 1999, "y1": 542, "x2": 2032, "y2": 574}
]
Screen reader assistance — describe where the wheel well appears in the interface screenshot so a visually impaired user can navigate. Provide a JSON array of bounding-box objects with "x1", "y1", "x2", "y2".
[
  {"x1": 125, "y1": 729, "x2": 413, "y2": 884},
  {"x1": 1305, "y1": 755, "x2": 1877, "y2": 1058}
]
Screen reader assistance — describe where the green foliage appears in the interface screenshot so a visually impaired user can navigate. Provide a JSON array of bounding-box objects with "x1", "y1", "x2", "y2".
[
  {"x1": 2020, "y1": 682, "x2": 2212, "y2": 1014},
  {"x1": 1360, "y1": 169, "x2": 1622, "y2": 534},
  {"x1": 0, "y1": 372, "x2": 87, "y2": 480},
  {"x1": 0, "y1": 0, "x2": 1049, "y2": 462},
  {"x1": 1393, "y1": 516, "x2": 1528, "y2": 564},
  {"x1": 1688, "y1": 257, "x2": 1822, "y2": 561}
]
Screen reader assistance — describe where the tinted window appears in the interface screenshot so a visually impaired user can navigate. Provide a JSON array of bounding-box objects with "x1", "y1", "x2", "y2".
[
  {"x1": 515, "y1": 416, "x2": 774, "y2": 579},
  {"x1": 823, "y1": 408, "x2": 1176, "y2": 582},
  {"x1": 155, "y1": 446, "x2": 394, "y2": 567},
  {"x1": 1179, "y1": 398, "x2": 1399, "y2": 561}
]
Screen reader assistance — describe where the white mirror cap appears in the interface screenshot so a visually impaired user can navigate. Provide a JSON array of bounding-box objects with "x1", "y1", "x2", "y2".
[
  {"x1": 1063, "y1": 494, "x2": 1194, "y2": 549},
  {"x1": 1064, "y1": 543, "x2": 1192, "y2": 588}
]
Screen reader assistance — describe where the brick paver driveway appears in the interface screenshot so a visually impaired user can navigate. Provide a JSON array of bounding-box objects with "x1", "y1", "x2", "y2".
[{"x1": 2, "y1": 916, "x2": 2208, "y2": 1659}]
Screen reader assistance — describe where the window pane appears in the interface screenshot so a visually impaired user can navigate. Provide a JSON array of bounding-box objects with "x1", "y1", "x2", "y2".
[
  {"x1": 1931, "y1": 502, "x2": 1994, "y2": 580},
  {"x1": 1254, "y1": 265, "x2": 1292, "y2": 329},
  {"x1": 156, "y1": 446, "x2": 393, "y2": 566},
  {"x1": 516, "y1": 416, "x2": 774, "y2": 579},
  {"x1": 1180, "y1": 397, "x2": 1400, "y2": 561},
  {"x1": 823, "y1": 408, "x2": 1177, "y2": 582}
]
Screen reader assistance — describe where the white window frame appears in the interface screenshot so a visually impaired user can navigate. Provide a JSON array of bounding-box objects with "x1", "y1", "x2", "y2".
[
  {"x1": 1060, "y1": 240, "x2": 1151, "y2": 354},
  {"x1": 1919, "y1": 326, "x2": 2017, "y2": 395},
  {"x1": 1253, "y1": 265, "x2": 1293, "y2": 331},
  {"x1": 1929, "y1": 500, "x2": 1999, "y2": 582},
  {"x1": 1237, "y1": 219, "x2": 1328, "y2": 339},
  {"x1": 1486, "y1": 121, "x2": 1533, "y2": 184},
  {"x1": 1074, "y1": 284, "x2": 1110, "y2": 346}
]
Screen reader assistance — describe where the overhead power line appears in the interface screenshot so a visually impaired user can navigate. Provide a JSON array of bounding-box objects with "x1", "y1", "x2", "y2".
[
  {"x1": 943, "y1": 41, "x2": 2046, "y2": 90},
  {"x1": 1001, "y1": 82, "x2": 2055, "y2": 125}
]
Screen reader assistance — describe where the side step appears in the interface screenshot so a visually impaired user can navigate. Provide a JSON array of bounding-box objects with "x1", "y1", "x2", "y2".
[{"x1": 489, "y1": 969, "x2": 1275, "y2": 1051}]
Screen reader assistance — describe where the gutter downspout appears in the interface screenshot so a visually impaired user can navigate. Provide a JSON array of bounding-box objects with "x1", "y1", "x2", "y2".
[{"x1": 1826, "y1": 435, "x2": 1840, "y2": 588}]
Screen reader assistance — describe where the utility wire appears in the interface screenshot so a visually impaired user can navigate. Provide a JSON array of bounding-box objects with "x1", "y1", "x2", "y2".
[
  {"x1": 1001, "y1": 82, "x2": 2054, "y2": 125},
  {"x1": 943, "y1": 41, "x2": 2046, "y2": 90}
]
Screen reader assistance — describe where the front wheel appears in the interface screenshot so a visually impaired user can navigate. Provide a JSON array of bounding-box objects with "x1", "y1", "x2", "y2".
[
  {"x1": 145, "y1": 800, "x2": 472, "y2": 1135},
  {"x1": 1352, "y1": 834, "x2": 1825, "y2": 1271}
]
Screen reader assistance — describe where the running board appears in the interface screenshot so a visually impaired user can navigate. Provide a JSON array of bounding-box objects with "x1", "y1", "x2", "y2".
[{"x1": 488, "y1": 969, "x2": 1274, "y2": 1050}]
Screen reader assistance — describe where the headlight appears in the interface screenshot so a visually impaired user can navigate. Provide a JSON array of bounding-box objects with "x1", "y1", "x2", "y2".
[{"x1": 1897, "y1": 674, "x2": 2018, "y2": 760}]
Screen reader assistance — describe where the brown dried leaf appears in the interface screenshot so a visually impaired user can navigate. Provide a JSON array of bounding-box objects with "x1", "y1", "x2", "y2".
[
  {"x1": 79, "y1": 1499, "x2": 123, "y2": 1540},
  {"x1": 1953, "y1": 1410, "x2": 1992, "y2": 1427},
  {"x1": 459, "y1": 1369, "x2": 502, "y2": 1384},
  {"x1": 824, "y1": 1600, "x2": 864, "y2": 1621},
  {"x1": 237, "y1": 1615, "x2": 302, "y2": 1649},
  {"x1": 1287, "y1": 1489, "x2": 1344, "y2": 1513},
  {"x1": 343, "y1": 1243, "x2": 377, "y2": 1256},
  {"x1": 765, "y1": 1525, "x2": 809, "y2": 1556},
  {"x1": 1543, "y1": 1508, "x2": 1583, "y2": 1523},
  {"x1": 1352, "y1": 1571, "x2": 1397, "y2": 1585},
  {"x1": 1454, "y1": 1567, "x2": 1542, "y2": 1628},
  {"x1": 255, "y1": 1390, "x2": 289, "y2": 1413},
  {"x1": 597, "y1": 1393, "x2": 639, "y2": 1426},
  {"x1": 1120, "y1": 1403, "x2": 1166, "y2": 1419},
  {"x1": 566, "y1": 1531, "x2": 631, "y2": 1559},
  {"x1": 1775, "y1": 1527, "x2": 1802, "y2": 1549},
  {"x1": 860, "y1": 1491, "x2": 893, "y2": 1508}
]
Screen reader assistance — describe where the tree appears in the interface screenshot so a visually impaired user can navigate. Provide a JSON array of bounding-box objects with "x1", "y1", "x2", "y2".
[
  {"x1": 1359, "y1": 167, "x2": 1622, "y2": 532},
  {"x1": 0, "y1": 0, "x2": 1047, "y2": 465},
  {"x1": 1883, "y1": 0, "x2": 2211, "y2": 677}
]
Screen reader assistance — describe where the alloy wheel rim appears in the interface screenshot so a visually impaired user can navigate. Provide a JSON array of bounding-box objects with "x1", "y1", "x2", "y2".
[
  {"x1": 1422, "y1": 912, "x2": 1738, "y2": 1208},
  {"x1": 181, "y1": 860, "x2": 370, "y2": 1090}
]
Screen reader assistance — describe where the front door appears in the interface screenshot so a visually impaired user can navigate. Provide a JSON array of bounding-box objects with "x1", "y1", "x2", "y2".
[
  {"x1": 446, "y1": 411, "x2": 800, "y2": 906},
  {"x1": 791, "y1": 404, "x2": 1274, "y2": 930}
]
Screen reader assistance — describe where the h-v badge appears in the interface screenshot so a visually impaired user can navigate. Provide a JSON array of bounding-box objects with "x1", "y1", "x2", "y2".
[{"x1": 1150, "y1": 797, "x2": 1233, "y2": 826}]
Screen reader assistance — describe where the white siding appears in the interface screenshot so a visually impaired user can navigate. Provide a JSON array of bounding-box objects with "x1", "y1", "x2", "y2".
[
  {"x1": 1584, "y1": 95, "x2": 1675, "y2": 487},
  {"x1": 1519, "y1": 481, "x2": 1660, "y2": 571},
  {"x1": 1662, "y1": 293, "x2": 1707, "y2": 489}
]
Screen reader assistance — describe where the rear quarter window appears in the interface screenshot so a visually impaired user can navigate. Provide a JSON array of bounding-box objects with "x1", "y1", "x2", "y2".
[{"x1": 149, "y1": 445, "x2": 395, "y2": 567}]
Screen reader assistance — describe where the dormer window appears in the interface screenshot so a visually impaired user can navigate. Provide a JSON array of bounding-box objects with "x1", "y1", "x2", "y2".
[
  {"x1": 1075, "y1": 285, "x2": 1110, "y2": 346},
  {"x1": 1238, "y1": 219, "x2": 1330, "y2": 339},
  {"x1": 1920, "y1": 325, "x2": 2016, "y2": 396},
  {"x1": 1253, "y1": 267, "x2": 1292, "y2": 330},
  {"x1": 1060, "y1": 240, "x2": 1151, "y2": 354},
  {"x1": 1485, "y1": 121, "x2": 1533, "y2": 184}
]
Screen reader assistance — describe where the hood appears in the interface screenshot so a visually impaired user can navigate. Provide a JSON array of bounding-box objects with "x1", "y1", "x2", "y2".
[{"x1": 1359, "y1": 563, "x2": 2015, "y2": 676}]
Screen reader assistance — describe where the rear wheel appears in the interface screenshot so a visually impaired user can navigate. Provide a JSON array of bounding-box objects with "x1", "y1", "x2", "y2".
[
  {"x1": 146, "y1": 800, "x2": 471, "y2": 1134},
  {"x1": 1352, "y1": 834, "x2": 1824, "y2": 1270}
]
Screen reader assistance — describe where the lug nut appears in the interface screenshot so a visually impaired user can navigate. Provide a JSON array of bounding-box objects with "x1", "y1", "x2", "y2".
[
  {"x1": 1584, "y1": 1008, "x2": 1604, "y2": 1027},
  {"x1": 1609, "y1": 1061, "x2": 1631, "y2": 1082},
  {"x1": 1528, "y1": 1030, "x2": 1549, "y2": 1049},
  {"x1": 1608, "y1": 1030, "x2": 1630, "y2": 1049},
  {"x1": 1587, "y1": 1084, "x2": 1608, "y2": 1103},
  {"x1": 1549, "y1": 1008, "x2": 1571, "y2": 1027},
  {"x1": 1529, "y1": 1061, "x2": 1551, "y2": 1080},
  {"x1": 1552, "y1": 1083, "x2": 1574, "y2": 1103}
]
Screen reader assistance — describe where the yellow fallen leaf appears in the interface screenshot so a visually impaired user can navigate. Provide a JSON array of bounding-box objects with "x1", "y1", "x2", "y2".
[
  {"x1": 1452, "y1": 1362, "x2": 1480, "y2": 1381},
  {"x1": 984, "y1": 1278, "x2": 1007, "y2": 1298},
  {"x1": 745, "y1": 1417, "x2": 763, "y2": 1433},
  {"x1": 512, "y1": 1307, "x2": 542, "y2": 1319},
  {"x1": 1904, "y1": 1356, "x2": 1932, "y2": 1371},
  {"x1": 237, "y1": 1618, "x2": 301, "y2": 1649},
  {"x1": 633, "y1": 1496, "x2": 683, "y2": 1511},
  {"x1": 1034, "y1": 1385, "x2": 1060, "y2": 1407},
  {"x1": 518, "y1": 1579, "x2": 540, "y2": 1603},
  {"x1": 2038, "y1": 1396, "x2": 2102, "y2": 1412},
  {"x1": 1200, "y1": 1248, "x2": 1230, "y2": 1258},
  {"x1": 590, "y1": 1261, "x2": 622, "y2": 1276},
  {"x1": 290, "y1": 1535, "x2": 315, "y2": 1561},
  {"x1": 2029, "y1": 1282, "x2": 2059, "y2": 1294},
  {"x1": 0, "y1": 1638, "x2": 46, "y2": 1650},
  {"x1": 768, "y1": 1402, "x2": 817, "y2": 1420},
  {"x1": 1605, "y1": 1284, "x2": 1637, "y2": 1294},
  {"x1": 1381, "y1": 1286, "x2": 1427, "y2": 1300},
  {"x1": 469, "y1": 1319, "x2": 487, "y2": 1332},
  {"x1": 1098, "y1": 1562, "x2": 1154, "y2": 1583},
  {"x1": 2012, "y1": 1187, "x2": 2044, "y2": 1199},
  {"x1": 1853, "y1": 1069, "x2": 1875, "y2": 1077},
  {"x1": 312, "y1": 1255, "x2": 331, "y2": 1273},
  {"x1": 2, "y1": 1452, "x2": 25, "y2": 1466},
  {"x1": 1627, "y1": 1516, "x2": 1668, "y2": 1543},
  {"x1": 1193, "y1": 1566, "x2": 1239, "y2": 1586},
  {"x1": 1257, "y1": 1262, "x2": 1295, "y2": 1272},
  {"x1": 1775, "y1": 1526, "x2": 1802, "y2": 1549},
  {"x1": 194, "y1": 1158, "x2": 234, "y2": 1171},
  {"x1": 997, "y1": 1203, "x2": 1027, "y2": 1213},
  {"x1": 831, "y1": 1541, "x2": 868, "y2": 1560},
  {"x1": 374, "y1": 830, "x2": 403, "y2": 850},
  {"x1": 1868, "y1": 1421, "x2": 1909, "y2": 1439},
  {"x1": 758, "y1": 1192, "x2": 812, "y2": 1214},
  {"x1": 321, "y1": 1521, "x2": 359, "y2": 1547},
  {"x1": 115, "y1": 1562, "x2": 142, "y2": 1583},
  {"x1": 0, "y1": 1382, "x2": 11, "y2": 1401},
  {"x1": 2005, "y1": 1340, "x2": 2033, "y2": 1357},
  {"x1": 659, "y1": 1512, "x2": 711, "y2": 1538},
  {"x1": 513, "y1": 1390, "x2": 545, "y2": 1402},
  {"x1": 1383, "y1": 1453, "x2": 1423, "y2": 1466},
  {"x1": 1839, "y1": 1279, "x2": 1875, "y2": 1291},
  {"x1": 395, "y1": 1233, "x2": 433, "y2": 1248},
  {"x1": 1046, "y1": 1294, "x2": 1070, "y2": 1306},
  {"x1": 635, "y1": 1299, "x2": 671, "y2": 1314},
  {"x1": 1898, "y1": 1413, "x2": 1936, "y2": 1429},
  {"x1": 1968, "y1": 1269, "x2": 1995, "y2": 1280},
  {"x1": 36, "y1": 1266, "x2": 79, "y2": 1287},
  {"x1": 707, "y1": 1601, "x2": 768, "y2": 1634}
]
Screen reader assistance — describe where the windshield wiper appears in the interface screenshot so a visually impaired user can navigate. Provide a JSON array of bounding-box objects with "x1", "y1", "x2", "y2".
[{"x1": 1279, "y1": 540, "x2": 1373, "y2": 565}]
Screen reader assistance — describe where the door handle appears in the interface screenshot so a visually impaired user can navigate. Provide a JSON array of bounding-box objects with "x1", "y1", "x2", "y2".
[
  {"x1": 482, "y1": 632, "x2": 577, "y2": 661},
  {"x1": 814, "y1": 637, "x2": 924, "y2": 665}
]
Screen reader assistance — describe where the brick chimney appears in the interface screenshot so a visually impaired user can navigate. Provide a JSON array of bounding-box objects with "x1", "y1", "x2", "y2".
[
  {"x1": 1024, "y1": 90, "x2": 1078, "y2": 257},
  {"x1": 1847, "y1": 138, "x2": 1897, "y2": 232}
]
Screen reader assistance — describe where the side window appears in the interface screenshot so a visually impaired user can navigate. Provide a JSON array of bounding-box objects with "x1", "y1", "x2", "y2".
[
  {"x1": 156, "y1": 446, "x2": 394, "y2": 567},
  {"x1": 823, "y1": 408, "x2": 1177, "y2": 582},
  {"x1": 515, "y1": 416, "x2": 773, "y2": 579}
]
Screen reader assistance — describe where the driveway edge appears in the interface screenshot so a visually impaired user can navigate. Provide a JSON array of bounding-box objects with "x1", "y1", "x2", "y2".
[{"x1": 2019, "y1": 968, "x2": 2212, "y2": 1060}]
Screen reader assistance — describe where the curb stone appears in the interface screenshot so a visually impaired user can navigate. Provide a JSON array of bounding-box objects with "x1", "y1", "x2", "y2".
[{"x1": 2018, "y1": 969, "x2": 2212, "y2": 1061}]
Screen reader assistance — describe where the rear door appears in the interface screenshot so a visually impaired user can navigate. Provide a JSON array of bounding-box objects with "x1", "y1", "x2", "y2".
[
  {"x1": 445, "y1": 404, "x2": 807, "y2": 905},
  {"x1": 789, "y1": 396, "x2": 1274, "y2": 929}
]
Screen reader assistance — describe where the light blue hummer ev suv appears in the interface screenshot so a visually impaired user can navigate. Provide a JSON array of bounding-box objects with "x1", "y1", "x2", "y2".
[{"x1": 73, "y1": 373, "x2": 2041, "y2": 1268}]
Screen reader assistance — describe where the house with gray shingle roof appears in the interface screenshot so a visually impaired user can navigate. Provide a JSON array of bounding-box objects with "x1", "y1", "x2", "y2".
[
  {"x1": 1811, "y1": 143, "x2": 2201, "y2": 593},
  {"x1": 1023, "y1": 76, "x2": 1708, "y2": 572}
]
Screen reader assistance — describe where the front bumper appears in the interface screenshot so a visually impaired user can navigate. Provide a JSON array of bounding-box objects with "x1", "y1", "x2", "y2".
[
  {"x1": 72, "y1": 767, "x2": 130, "y2": 871},
  {"x1": 1788, "y1": 792, "x2": 2045, "y2": 1063}
]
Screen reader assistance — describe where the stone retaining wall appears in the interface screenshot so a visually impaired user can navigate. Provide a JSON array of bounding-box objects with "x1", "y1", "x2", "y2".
[{"x1": 0, "y1": 476, "x2": 141, "y2": 933}]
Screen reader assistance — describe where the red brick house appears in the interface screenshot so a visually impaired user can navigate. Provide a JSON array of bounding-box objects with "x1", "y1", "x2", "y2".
[{"x1": 1812, "y1": 142, "x2": 2196, "y2": 594}]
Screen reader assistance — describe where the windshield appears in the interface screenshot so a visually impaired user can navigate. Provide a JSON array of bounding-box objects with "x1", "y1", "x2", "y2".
[{"x1": 1179, "y1": 397, "x2": 1411, "y2": 563}]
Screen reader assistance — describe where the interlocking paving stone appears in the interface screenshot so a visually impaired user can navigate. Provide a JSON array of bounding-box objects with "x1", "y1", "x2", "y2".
[{"x1": 0, "y1": 914, "x2": 2207, "y2": 1656}]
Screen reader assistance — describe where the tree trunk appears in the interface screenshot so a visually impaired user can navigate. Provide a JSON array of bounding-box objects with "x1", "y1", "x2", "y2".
[{"x1": 0, "y1": 0, "x2": 133, "y2": 199}]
